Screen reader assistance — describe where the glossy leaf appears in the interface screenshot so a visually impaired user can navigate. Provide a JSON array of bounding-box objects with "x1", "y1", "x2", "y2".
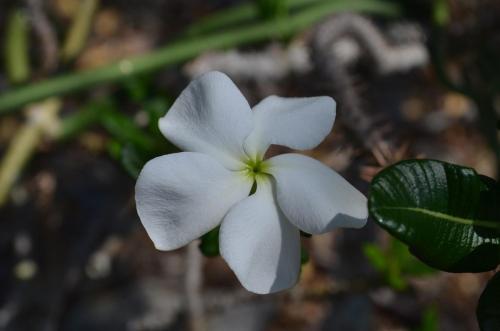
[
  {"x1": 477, "y1": 272, "x2": 500, "y2": 331},
  {"x1": 369, "y1": 159, "x2": 500, "y2": 272}
]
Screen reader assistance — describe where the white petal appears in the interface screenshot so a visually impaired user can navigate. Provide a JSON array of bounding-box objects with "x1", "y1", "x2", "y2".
[
  {"x1": 220, "y1": 177, "x2": 301, "y2": 294},
  {"x1": 135, "y1": 152, "x2": 252, "y2": 250},
  {"x1": 159, "y1": 71, "x2": 254, "y2": 170},
  {"x1": 268, "y1": 153, "x2": 367, "y2": 234},
  {"x1": 244, "y1": 96, "x2": 336, "y2": 158}
]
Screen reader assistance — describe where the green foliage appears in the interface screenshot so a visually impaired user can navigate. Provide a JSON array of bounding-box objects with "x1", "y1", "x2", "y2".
[
  {"x1": 477, "y1": 272, "x2": 500, "y2": 331},
  {"x1": 0, "y1": 0, "x2": 401, "y2": 113},
  {"x1": 364, "y1": 238, "x2": 435, "y2": 290},
  {"x1": 415, "y1": 305, "x2": 439, "y2": 331},
  {"x1": 199, "y1": 227, "x2": 221, "y2": 257},
  {"x1": 300, "y1": 246, "x2": 309, "y2": 265},
  {"x1": 256, "y1": 0, "x2": 289, "y2": 19},
  {"x1": 369, "y1": 159, "x2": 500, "y2": 273},
  {"x1": 432, "y1": 0, "x2": 449, "y2": 27}
]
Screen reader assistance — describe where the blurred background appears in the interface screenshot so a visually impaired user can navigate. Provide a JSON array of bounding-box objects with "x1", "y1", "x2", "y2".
[{"x1": 0, "y1": 0, "x2": 499, "y2": 330}]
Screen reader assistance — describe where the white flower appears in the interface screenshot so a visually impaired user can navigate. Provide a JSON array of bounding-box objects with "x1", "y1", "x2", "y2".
[{"x1": 135, "y1": 71, "x2": 367, "y2": 294}]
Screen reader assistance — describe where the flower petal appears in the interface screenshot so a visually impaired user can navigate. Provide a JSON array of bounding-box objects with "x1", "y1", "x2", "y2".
[
  {"x1": 159, "y1": 71, "x2": 254, "y2": 170},
  {"x1": 268, "y1": 153, "x2": 367, "y2": 234},
  {"x1": 135, "y1": 152, "x2": 252, "y2": 250},
  {"x1": 244, "y1": 96, "x2": 336, "y2": 158},
  {"x1": 220, "y1": 177, "x2": 300, "y2": 294}
]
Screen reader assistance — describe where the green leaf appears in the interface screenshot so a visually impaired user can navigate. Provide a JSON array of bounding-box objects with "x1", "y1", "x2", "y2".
[
  {"x1": 477, "y1": 272, "x2": 500, "y2": 331},
  {"x1": 300, "y1": 246, "x2": 309, "y2": 265},
  {"x1": 369, "y1": 159, "x2": 500, "y2": 272},
  {"x1": 199, "y1": 227, "x2": 220, "y2": 257}
]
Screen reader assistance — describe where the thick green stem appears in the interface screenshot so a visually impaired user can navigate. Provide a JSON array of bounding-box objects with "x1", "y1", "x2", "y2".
[{"x1": 0, "y1": 0, "x2": 400, "y2": 113}]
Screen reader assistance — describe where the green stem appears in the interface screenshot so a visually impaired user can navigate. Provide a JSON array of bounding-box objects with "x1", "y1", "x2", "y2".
[
  {"x1": 184, "y1": 0, "x2": 315, "y2": 36},
  {"x1": 0, "y1": 0, "x2": 400, "y2": 113},
  {"x1": 61, "y1": 0, "x2": 99, "y2": 61},
  {"x1": 4, "y1": 9, "x2": 30, "y2": 84},
  {"x1": 0, "y1": 99, "x2": 61, "y2": 206}
]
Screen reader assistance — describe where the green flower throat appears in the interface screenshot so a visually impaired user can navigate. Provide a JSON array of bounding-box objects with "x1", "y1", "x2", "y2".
[{"x1": 244, "y1": 158, "x2": 270, "y2": 179}]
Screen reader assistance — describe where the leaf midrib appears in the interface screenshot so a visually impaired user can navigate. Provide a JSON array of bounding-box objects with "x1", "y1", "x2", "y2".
[{"x1": 376, "y1": 206, "x2": 500, "y2": 230}]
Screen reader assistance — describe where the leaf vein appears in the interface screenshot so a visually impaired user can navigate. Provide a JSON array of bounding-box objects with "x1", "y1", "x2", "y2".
[{"x1": 376, "y1": 207, "x2": 500, "y2": 230}]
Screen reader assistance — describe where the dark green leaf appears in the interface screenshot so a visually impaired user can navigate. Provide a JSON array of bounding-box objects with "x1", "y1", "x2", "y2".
[
  {"x1": 300, "y1": 246, "x2": 309, "y2": 265},
  {"x1": 477, "y1": 272, "x2": 500, "y2": 331},
  {"x1": 199, "y1": 227, "x2": 220, "y2": 257},
  {"x1": 369, "y1": 159, "x2": 500, "y2": 272},
  {"x1": 256, "y1": 0, "x2": 288, "y2": 19}
]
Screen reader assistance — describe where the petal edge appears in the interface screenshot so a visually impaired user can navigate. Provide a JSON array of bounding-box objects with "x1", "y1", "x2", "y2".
[
  {"x1": 159, "y1": 71, "x2": 254, "y2": 170},
  {"x1": 244, "y1": 95, "x2": 336, "y2": 158},
  {"x1": 268, "y1": 153, "x2": 367, "y2": 234},
  {"x1": 220, "y1": 177, "x2": 301, "y2": 294}
]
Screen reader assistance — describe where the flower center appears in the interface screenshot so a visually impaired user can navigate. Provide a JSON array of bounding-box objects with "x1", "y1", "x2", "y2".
[{"x1": 244, "y1": 158, "x2": 269, "y2": 179}]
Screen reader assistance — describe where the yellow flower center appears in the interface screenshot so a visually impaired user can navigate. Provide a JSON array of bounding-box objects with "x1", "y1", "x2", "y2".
[{"x1": 244, "y1": 158, "x2": 269, "y2": 179}]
